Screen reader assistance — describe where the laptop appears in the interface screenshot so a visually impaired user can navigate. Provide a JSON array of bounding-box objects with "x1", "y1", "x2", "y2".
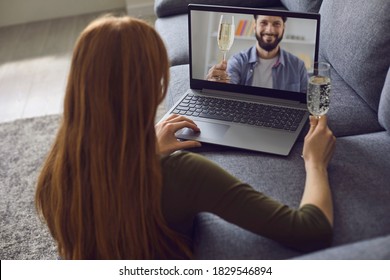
[{"x1": 160, "y1": 4, "x2": 320, "y2": 156}]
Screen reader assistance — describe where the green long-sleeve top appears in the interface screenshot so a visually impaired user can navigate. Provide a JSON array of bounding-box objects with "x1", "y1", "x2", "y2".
[{"x1": 161, "y1": 151, "x2": 332, "y2": 252}]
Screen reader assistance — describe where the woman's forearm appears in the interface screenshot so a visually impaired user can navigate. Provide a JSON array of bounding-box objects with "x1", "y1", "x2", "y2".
[{"x1": 300, "y1": 165, "x2": 333, "y2": 226}]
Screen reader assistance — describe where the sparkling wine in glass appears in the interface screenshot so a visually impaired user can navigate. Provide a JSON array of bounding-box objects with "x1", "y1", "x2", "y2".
[
  {"x1": 307, "y1": 62, "x2": 331, "y2": 118},
  {"x1": 217, "y1": 15, "x2": 235, "y2": 61}
]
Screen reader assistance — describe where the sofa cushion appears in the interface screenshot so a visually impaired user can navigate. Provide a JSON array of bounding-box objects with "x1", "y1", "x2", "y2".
[
  {"x1": 155, "y1": 0, "x2": 282, "y2": 18},
  {"x1": 280, "y1": 0, "x2": 322, "y2": 13},
  {"x1": 324, "y1": 64, "x2": 383, "y2": 137},
  {"x1": 292, "y1": 234, "x2": 390, "y2": 260},
  {"x1": 319, "y1": 0, "x2": 390, "y2": 112},
  {"x1": 166, "y1": 64, "x2": 384, "y2": 138},
  {"x1": 155, "y1": 14, "x2": 189, "y2": 66},
  {"x1": 165, "y1": 64, "x2": 190, "y2": 108},
  {"x1": 378, "y1": 67, "x2": 390, "y2": 131},
  {"x1": 191, "y1": 131, "x2": 390, "y2": 259}
]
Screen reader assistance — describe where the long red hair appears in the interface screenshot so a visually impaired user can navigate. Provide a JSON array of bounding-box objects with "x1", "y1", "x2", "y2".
[{"x1": 35, "y1": 16, "x2": 192, "y2": 259}]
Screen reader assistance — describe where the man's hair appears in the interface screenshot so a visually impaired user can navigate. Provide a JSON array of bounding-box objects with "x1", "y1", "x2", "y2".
[{"x1": 254, "y1": 14, "x2": 287, "y2": 23}]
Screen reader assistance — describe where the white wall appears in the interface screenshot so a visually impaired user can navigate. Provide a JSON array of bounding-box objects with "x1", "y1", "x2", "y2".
[{"x1": 0, "y1": 0, "x2": 154, "y2": 27}]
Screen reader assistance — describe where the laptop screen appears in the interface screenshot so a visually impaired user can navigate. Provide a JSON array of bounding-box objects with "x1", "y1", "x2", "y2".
[{"x1": 189, "y1": 5, "x2": 320, "y2": 103}]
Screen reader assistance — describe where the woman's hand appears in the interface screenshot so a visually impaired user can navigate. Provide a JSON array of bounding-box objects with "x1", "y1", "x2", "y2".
[
  {"x1": 300, "y1": 115, "x2": 336, "y2": 226},
  {"x1": 302, "y1": 115, "x2": 336, "y2": 170},
  {"x1": 155, "y1": 114, "x2": 202, "y2": 156}
]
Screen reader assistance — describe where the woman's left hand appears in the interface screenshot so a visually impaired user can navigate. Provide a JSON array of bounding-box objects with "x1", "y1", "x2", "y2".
[{"x1": 155, "y1": 114, "x2": 202, "y2": 156}]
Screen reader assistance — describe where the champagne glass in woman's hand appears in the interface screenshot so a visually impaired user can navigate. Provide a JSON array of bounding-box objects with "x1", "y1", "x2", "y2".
[{"x1": 307, "y1": 62, "x2": 331, "y2": 119}]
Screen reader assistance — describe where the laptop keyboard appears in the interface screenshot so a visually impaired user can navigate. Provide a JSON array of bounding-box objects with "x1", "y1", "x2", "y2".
[{"x1": 171, "y1": 93, "x2": 306, "y2": 131}]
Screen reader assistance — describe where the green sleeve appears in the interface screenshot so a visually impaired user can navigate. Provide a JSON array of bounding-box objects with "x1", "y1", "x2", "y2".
[{"x1": 161, "y1": 151, "x2": 332, "y2": 252}]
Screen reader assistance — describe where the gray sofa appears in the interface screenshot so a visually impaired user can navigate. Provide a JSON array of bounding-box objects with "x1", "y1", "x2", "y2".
[{"x1": 154, "y1": 0, "x2": 390, "y2": 259}]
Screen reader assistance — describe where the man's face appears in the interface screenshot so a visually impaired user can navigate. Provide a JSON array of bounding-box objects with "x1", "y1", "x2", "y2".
[{"x1": 254, "y1": 16, "x2": 285, "y2": 52}]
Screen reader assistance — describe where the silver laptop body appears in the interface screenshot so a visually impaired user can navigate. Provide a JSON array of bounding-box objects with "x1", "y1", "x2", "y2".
[{"x1": 161, "y1": 4, "x2": 321, "y2": 156}]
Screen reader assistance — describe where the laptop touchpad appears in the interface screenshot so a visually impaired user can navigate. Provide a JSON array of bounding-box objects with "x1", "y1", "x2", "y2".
[{"x1": 176, "y1": 121, "x2": 230, "y2": 140}]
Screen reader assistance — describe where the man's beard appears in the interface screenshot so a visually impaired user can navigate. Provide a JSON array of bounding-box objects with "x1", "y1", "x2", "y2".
[{"x1": 255, "y1": 29, "x2": 284, "y2": 52}]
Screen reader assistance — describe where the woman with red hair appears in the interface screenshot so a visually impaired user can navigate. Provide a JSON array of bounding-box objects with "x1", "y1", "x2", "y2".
[{"x1": 36, "y1": 16, "x2": 335, "y2": 259}]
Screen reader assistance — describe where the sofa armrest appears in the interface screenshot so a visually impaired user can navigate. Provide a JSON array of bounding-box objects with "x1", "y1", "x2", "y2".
[
  {"x1": 292, "y1": 235, "x2": 390, "y2": 259},
  {"x1": 280, "y1": 0, "x2": 323, "y2": 13},
  {"x1": 379, "y1": 67, "x2": 390, "y2": 132},
  {"x1": 154, "y1": 0, "x2": 282, "y2": 18}
]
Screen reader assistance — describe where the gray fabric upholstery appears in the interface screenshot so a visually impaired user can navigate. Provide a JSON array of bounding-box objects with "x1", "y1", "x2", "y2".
[
  {"x1": 154, "y1": 0, "x2": 282, "y2": 18},
  {"x1": 319, "y1": 0, "x2": 390, "y2": 112},
  {"x1": 194, "y1": 213, "x2": 300, "y2": 259},
  {"x1": 326, "y1": 132, "x2": 390, "y2": 246},
  {"x1": 293, "y1": 234, "x2": 390, "y2": 260},
  {"x1": 191, "y1": 132, "x2": 390, "y2": 259},
  {"x1": 155, "y1": 14, "x2": 189, "y2": 66},
  {"x1": 167, "y1": 64, "x2": 384, "y2": 138},
  {"x1": 379, "y1": 67, "x2": 390, "y2": 131},
  {"x1": 166, "y1": 65, "x2": 190, "y2": 109},
  {"x1": 324, "y1": 65, "x2": 384, "y2": 137},
  {"x1": 280, "y1": 0, "x2": 322, "y2": 12}
]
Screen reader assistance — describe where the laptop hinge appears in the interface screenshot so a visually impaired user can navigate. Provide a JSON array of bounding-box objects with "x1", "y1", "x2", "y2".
[{"x1": 200, "y1": 88, "x2": 304, "y2": 107}]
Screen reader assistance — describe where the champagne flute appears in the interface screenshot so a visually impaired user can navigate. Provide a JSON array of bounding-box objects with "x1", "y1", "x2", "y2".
[
  {"x1": 307, "y1": 62, "x2": 331, "y2": 119},
  {"x1": 217, "y1": 15, "x2": 235, "y2": 61}
]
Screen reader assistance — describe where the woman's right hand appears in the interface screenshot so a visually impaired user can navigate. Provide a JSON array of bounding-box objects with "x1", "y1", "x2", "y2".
[
  {"x1": 302, "y1": 115, "x2": 336, "y2": 169},
  {"x1": 155, "y1": 114, "x2": 202, "y2": 156}
]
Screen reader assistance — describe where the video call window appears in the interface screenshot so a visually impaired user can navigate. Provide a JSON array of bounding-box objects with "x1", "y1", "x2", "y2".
[{"x1": 191, "y1": 10, "x2": 318, "y2": 94}]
